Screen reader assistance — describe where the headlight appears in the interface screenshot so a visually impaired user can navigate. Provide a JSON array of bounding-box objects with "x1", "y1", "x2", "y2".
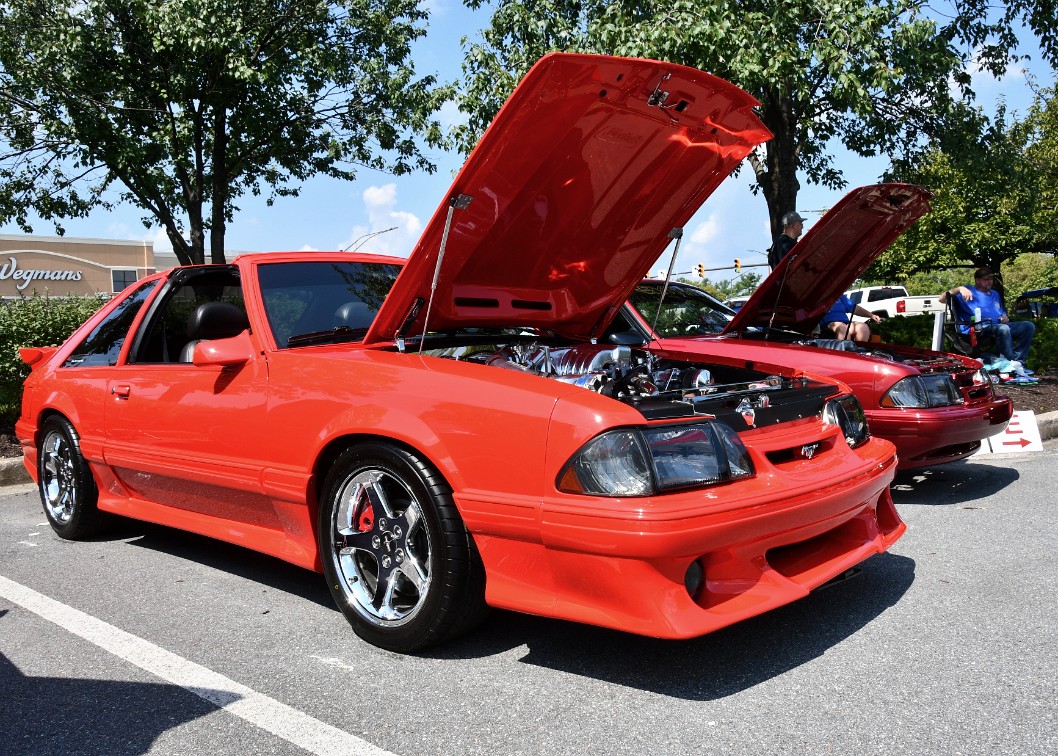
[
  {"x1": 880, "y1": 374, "x2": 963, "y2": 408},
  {"x1": 823, "y1": 394, "x2": 870, "y2": 448},
  {"x1": 557, "y1": 421, "x2": 754, "y2": 497}
]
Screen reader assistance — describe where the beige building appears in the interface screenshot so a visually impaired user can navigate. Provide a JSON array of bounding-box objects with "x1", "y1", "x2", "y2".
[{"x1": 0, "y1": 234, "x2": 155, "y2": 298}]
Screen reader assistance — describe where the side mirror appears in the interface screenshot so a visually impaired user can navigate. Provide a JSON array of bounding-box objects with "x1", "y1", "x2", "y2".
[
  {"x1": 193, "y1": 330, "x2": 254, "y2": 367},
  {"x1": 608, "y1": 330, "x2": 647, "y2": 347}
]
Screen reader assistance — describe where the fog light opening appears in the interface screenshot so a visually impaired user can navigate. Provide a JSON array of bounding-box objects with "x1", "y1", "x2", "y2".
[{"x1": 684, "y1": 559, "x2": 705, "y2": 601}]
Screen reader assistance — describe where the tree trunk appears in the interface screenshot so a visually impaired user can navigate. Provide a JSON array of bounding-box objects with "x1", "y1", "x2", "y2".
[
  {"x1": 757, "y1": 88, "x2": 801, "y2": 244},
  {"x1": 210, "y1": 108, "x2": 229, "y2": 265},
  {"x1": 167, "y1": 227, "x2": 194, "y2": 267}
]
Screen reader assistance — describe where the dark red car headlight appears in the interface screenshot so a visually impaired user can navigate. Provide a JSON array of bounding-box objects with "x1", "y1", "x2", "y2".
[{"x1": 880, "y1": 374, "x2": 963, "y2": 408}]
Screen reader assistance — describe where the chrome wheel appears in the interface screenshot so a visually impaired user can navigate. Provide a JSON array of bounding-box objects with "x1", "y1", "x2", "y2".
[
  {"x1": 330, "y1": 468, "x2": 432, "y2": 627},
  {"x1": 36, "y1": 416, "x2": 103, "y2": 539},
  {"x1": 41, "y1": 427, "x2": 79, "y2": 525},
  {"x1": 319, "y1": 442, "x2": 487, "y2": 651}
]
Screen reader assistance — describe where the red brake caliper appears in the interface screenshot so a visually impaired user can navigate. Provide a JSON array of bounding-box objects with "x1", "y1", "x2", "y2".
[{"x1": 357, "y1": 502, "x2": 374, "y2": 532}]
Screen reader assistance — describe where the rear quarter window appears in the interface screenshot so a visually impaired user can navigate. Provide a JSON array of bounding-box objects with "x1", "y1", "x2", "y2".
[{"x1": 62, "y1": 280, "x2": 158, "y2": 367}]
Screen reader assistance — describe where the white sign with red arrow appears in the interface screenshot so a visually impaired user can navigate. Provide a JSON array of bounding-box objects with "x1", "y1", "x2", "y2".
[{"x1": 973, "y1": 410, "x2": 1043, "y2": 455}]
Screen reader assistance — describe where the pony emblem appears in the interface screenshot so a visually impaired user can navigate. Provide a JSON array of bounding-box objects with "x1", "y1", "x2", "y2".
[{"x1": 736, "y1": 398, "x2": 756, "y2": 427}]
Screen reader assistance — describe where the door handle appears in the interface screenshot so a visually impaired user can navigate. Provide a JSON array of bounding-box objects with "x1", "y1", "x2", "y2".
[{"x1": 111, "y1": 384, "x2": 131, "y2": 399}]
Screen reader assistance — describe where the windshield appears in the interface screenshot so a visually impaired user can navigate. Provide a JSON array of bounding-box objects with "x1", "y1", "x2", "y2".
[
  {"x1": 628, "y1": 283, "x2": 734, "y2": 337},
  {"x1": 258, "y1": 260, "x2": 402, "y2": 348}
]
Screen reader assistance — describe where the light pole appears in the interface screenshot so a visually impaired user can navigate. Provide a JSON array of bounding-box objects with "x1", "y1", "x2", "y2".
[{"x1": 342, "y1": 226, "x2": 398, "y2": 252}]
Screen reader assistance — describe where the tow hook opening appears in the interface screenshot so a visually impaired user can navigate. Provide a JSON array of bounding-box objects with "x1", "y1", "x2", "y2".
[
  {"x1": 684, "y1": 559, "x2": 705, "y2": 600},
  {"x1": 816, "y1": 567, "x2": 863, "y2": 591}
]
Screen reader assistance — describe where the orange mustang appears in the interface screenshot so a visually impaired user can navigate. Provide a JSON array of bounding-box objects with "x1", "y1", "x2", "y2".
[{"x1": 17, "y1": 54, "x2": 904, "y2": 652}]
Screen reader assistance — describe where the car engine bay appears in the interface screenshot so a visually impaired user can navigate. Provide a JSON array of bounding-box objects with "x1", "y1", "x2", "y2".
[{"x1": 426, "y1": 340, "x2": 838, "y2": 427}]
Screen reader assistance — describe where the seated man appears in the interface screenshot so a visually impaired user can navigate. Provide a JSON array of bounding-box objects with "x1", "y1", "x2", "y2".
[
  {"x1": 822, "y1": 294, "x2": 881, "y2": 341},
  {"x1": 939, "y1": 267, "x2": 1035, "y2": 365}
]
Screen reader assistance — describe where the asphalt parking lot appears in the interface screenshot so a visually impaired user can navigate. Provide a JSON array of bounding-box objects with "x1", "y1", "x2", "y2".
[{"x1": 2, "y1": 445, "x2": 1056, "y2": 756}]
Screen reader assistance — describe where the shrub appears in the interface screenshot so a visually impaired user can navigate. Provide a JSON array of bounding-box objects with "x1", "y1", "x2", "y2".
[
  {"x1": 872, "y1": 314, "x2": 935, "y2": 349},
  {"x1": 0, "y1": 293, "x2": 108, "y2": 421},
  {"x1": 1028, "y1": 319, "x2": 1058, "y2": 373},
  {"x1": 872, "y1": 313, "x2": 1056, "y2": 373}
]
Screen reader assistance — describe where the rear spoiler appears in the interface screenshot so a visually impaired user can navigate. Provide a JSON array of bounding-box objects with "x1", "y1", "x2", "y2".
[{"x1": 19, "y1": 346, "x2": 57, "y2": 371}]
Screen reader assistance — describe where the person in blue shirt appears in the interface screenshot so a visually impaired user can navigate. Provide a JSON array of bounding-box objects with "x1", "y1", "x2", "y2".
[
  {"x1": 939, "y1": 266, "x2": 1035, "y2": 364},
  {"x1": 821, "y1": 294, "x2": 882, "y2": 341}
]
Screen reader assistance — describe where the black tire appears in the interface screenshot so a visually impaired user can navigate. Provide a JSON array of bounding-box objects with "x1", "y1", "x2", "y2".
[
  {"x1": 318, "y1": 442, "x2": 488, "y2": 652},
  {"x1": 37, "y1": 416, "x2": 105, "y2": 539}
]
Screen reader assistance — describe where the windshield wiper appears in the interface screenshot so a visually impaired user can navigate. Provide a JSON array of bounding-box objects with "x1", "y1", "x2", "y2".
[{"x1": 287, "y1": 326, "x2": 369, "y2": 347}]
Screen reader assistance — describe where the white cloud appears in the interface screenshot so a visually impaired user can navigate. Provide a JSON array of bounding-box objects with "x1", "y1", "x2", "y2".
[
  {"x1": 689, "y1": 215, "x2": 720, "y2": 246},
  {"x1": 438, "y1": 99, "x2": 468, "y2": 131},
  {"x1": 341, "y1": 183, "x2": 424, "y2": 257},
  {"x1": 421, "y1": 0, "x2": 447, "y2": 16},
  {"x1": 363, "y1": 183, "x2": 397, "y2": 209},
  {"x1": 671, "y1": 214, "x2": 723, "y2": 274},
  {"x1": 145, "y1": 226, "x2": 172, "y2": 252}
]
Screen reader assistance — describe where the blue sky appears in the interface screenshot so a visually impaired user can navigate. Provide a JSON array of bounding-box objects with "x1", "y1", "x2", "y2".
[{"x1": 2, "y1": 2, "x2": 1053, "y2": 282}]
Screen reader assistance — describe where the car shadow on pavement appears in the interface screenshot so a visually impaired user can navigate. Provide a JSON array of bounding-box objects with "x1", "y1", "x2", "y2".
[
  {"x1": 890, "y1": 460, "x2": 1020, "y2": 506},
  {"x1": 0, "y1": 617, "x2": 219, "y2": 755},
  {"x1": 429, "y1": 552, "x2": 915, "y2": 700},
  {"x1": 124, "y1": 523, "x2": 335, "y2": 609},
  {"x1": 86, "y1": 507, "x2": 914, "y2": 702}
]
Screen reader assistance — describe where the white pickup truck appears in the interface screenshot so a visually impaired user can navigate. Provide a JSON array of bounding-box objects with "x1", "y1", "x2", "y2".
[{"x1": 846, "y1": 285, "x2": 942, "y2": 319}]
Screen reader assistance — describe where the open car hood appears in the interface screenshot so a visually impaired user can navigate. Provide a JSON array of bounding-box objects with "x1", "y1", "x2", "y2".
[
  {"x1": 723, "y1": 183, "x2": 933, "y2": 336},
  {"x1": 365, "y1": 53, "x2": 770, "y2": 345}
]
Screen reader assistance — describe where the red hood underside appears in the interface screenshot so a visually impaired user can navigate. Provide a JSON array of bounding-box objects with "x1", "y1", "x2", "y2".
[
  {"x1": 724, "y1": 183, "x2": 933, "y2": 336},
  {"x1": 366, "y1": 53, "x2": 771, "y2": 345}
]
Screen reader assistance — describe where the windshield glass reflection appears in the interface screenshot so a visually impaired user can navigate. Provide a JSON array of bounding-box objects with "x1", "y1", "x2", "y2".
[{"x1": 628, "y1": 283, "x2": 734, "y2": 337}]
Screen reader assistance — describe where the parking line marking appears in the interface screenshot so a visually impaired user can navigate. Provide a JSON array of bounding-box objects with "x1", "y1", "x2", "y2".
[{"x1": 0, "y1": 574, "x2": 393, "y2": 756}]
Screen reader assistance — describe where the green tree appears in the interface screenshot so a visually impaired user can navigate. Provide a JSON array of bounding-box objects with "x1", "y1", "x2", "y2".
[
  {"x1": 704, "y1": 272, "x2": 763, "y2": 301},
  {"x1": 0, "y1": 0, "x2": 450, "y2": 266},
  {"x1": 951, "y1": 1, "x2": 1058, "y2": 73},
  {"x1": 871, "y1": 90, "x2": 1058, "y2": 300},
  {"x1": 457, "y1": 0, "x2": 970, "y2": 239},
  {"x1": 1000, "y1": 253, "x2": 1058, "y2": 295}
]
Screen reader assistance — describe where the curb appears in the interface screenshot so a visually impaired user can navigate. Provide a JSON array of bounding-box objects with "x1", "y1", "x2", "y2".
[
  {"x1": 3, "y1": 410, "x2": 1056, "y2": 490},
  {"x1": 0, "y1": 456, "x2": 29, "y2": 486},
  {"x1": 1036, "y1": 409, "x2": 1058, "y2": 443}
]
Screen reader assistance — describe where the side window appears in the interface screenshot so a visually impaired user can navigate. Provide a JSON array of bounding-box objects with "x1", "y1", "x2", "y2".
[
  {"x1": 63, "y1": 280, "x2": 158, "y2": 367},
  {"x1": 848, "y1": 291, "x2": 862, "y2": 305},
  {"x1": 129, "y1": 266, "x2": 246, "y2": 363}
]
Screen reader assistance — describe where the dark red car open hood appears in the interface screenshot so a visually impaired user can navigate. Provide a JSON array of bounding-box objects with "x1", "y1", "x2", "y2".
[
  {"x1": 723, "y1": 183, "x2": 933, "y2": 336},
  {"x1": 366, "y1": 53, "x2": 770, "y2": 345}
]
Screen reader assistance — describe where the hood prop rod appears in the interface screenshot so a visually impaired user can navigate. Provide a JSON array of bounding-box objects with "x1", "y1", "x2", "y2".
[
  {"x1": 764, "y1": 251, "x2": 797, "y2": 341},
  {"x1": 649, "y1": 227, "x2": 684, "y2": 339},
  {"x1": 418, "y1": 193, "x2": 473, "y2": 354}
]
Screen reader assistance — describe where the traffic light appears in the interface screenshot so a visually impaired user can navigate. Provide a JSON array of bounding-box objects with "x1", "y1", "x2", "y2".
[
  {"x1": 734, "y1": 258, "x2": 741, "y2": 272},
  {"x1": 695, "y1": 263, "x2": 706, "y2": 277}
]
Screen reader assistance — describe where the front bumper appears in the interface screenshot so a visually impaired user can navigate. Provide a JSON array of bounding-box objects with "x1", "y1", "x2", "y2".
[
  {"x1": 464, "y1": 442, "x2": 901, "y2": 639},
  {"x1": 868, "y1": 397, "x2": 1013, "y2": 469}
]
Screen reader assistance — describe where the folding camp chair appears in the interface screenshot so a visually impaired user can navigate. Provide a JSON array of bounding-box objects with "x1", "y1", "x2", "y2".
[{"x1": 942, "y1": 297, "x2": 997, "y2": 360}]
